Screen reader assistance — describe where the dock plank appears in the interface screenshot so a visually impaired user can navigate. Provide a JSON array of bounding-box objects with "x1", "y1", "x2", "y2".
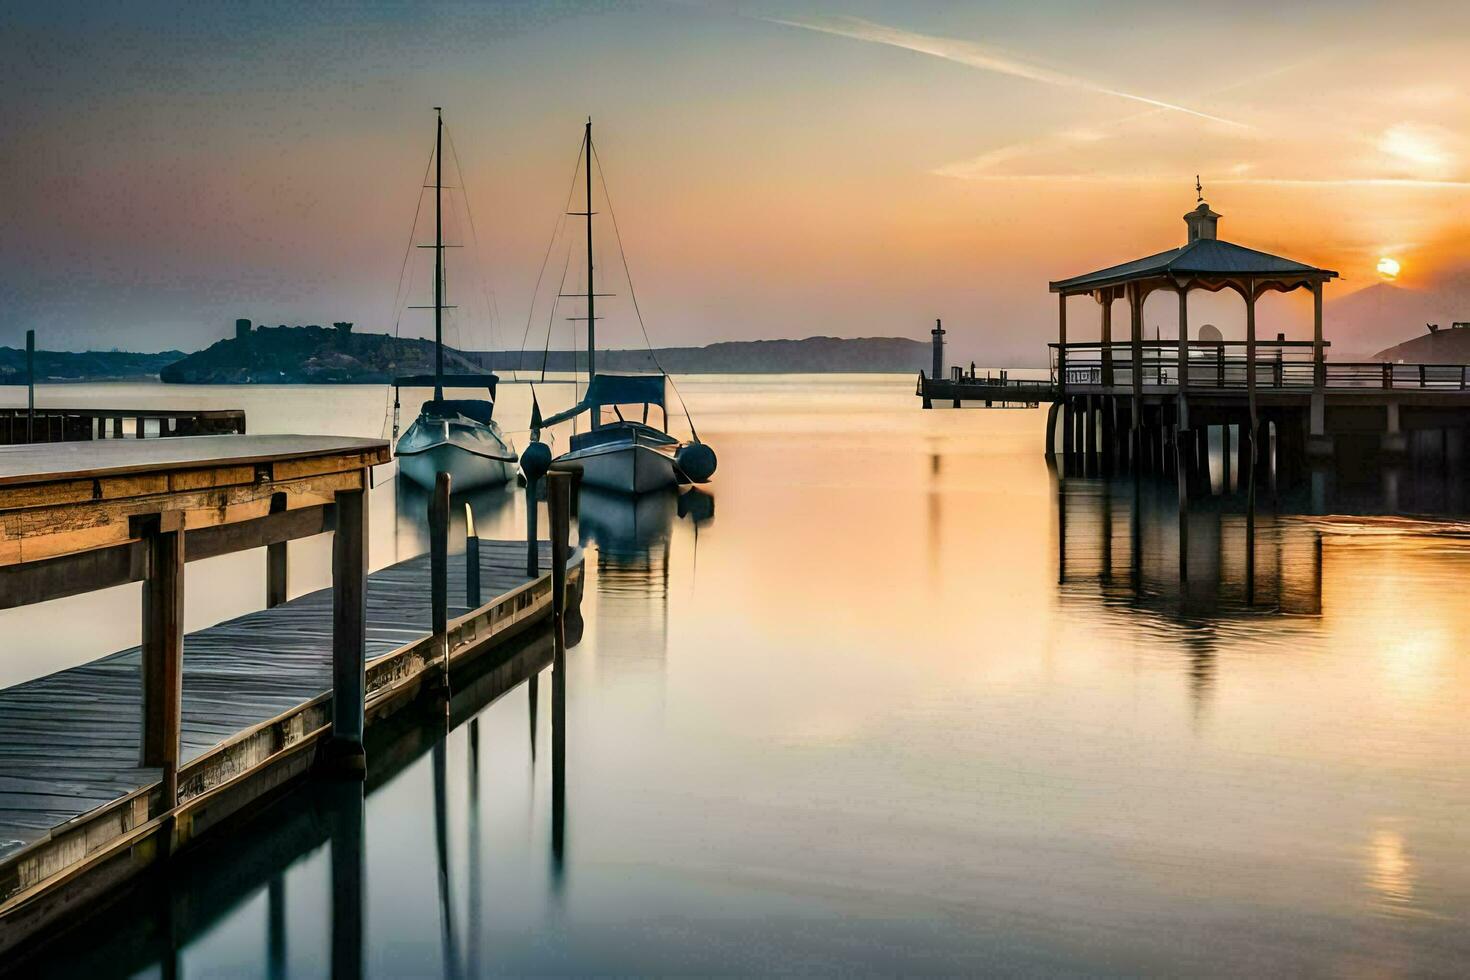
[{"x1": 0, "y1": 538, "x2": 552, "y2": 857}]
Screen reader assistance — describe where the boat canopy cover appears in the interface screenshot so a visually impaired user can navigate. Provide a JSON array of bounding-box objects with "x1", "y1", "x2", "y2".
[
  {"x1": 394, "y1": 373, "x2": 499, "y2": 398},
  {"x1": 420, "y1": 398, "x2": 495, "y2": 425},
  {"x1": 541, "y1": 373, "x2": 665, "y2": 427}
]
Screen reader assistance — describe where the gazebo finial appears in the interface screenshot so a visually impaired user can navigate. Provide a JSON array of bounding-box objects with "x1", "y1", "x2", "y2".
[{"x1": 1195, "y1": 174, "x2": 1203, "y2": 204}]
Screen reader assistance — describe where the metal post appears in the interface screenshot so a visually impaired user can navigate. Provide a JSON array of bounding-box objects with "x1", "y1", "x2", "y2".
[{"x1": 329, "y1": 482, "x2": 369, "y2": 773}]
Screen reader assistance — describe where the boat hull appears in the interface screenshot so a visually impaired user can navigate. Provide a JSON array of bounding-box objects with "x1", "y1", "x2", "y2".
[
  {"x1": 396, "y1": 415, "x2": 517, "y2": 492},
  {"x1": 560, "y1": 441, "x2": 679, "y2": 494}
]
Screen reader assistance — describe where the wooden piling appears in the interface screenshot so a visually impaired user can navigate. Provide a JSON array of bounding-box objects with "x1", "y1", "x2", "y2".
[
  {"x1": 430, "y1": 472, "x2": 450, "y2": 683},
  {"x1": 525, "y1": 478, "x2": 539, "y2": 577},
  {"x1": 266, "y1": 493, "x2": 288, "y2": 608},
  {"x1": 139, "y1": 512, "x2": 185, "y2": 810},
  {"x1": 329, "y1": 483, "x2": 369, "y2": 773}
]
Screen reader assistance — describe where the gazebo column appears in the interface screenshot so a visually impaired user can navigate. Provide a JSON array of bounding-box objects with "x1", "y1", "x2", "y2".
[
  {"x1": 1175, "y1": 284, "x2": 1192, "y2": 502},
  {"x1": 1129, "y1": 282, "x2": 1143, "y2": 467},
  {"x1": 1308, "y1": 279, "x2": 1332, "y2": 458},
  {"x1": 1245, "y1": 283, "x2": 1258, "y2": 474},
  {"x1": 1099, "y1": 292, "x2": 1115, "y2": 470},
  {"x1": 1058, "y1": 293, "x2": 1072, "y2": 466}
]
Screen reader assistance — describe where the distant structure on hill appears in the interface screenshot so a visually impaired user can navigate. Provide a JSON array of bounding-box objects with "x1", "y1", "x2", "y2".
[
  {"x1": 162, "y1": 319, "x2": 483, "y2": 383},
  {"x1": 1373, "y1": 320, "x2": 1470, "y2": 363}
]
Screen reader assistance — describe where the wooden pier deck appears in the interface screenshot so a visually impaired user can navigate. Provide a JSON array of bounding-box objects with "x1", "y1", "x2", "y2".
[
  {"x1": 0, "y1": 434, "x2": 584, "y2": 957},
  {"x1": 0, "y1": 539, "x2": 564, "y2": 858}
]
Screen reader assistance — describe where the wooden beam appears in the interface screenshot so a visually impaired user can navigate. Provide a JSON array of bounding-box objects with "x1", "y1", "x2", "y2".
[
  {"x1": 0, "y1": 541, "x2": 145, "y2": 610},
  {"x1": 185, "y1": 501, "x2": 336, "y2": 563},
  {"x1": 140, "y1": 513, "x2": 185, "y2": 812},
  {"x1": 328, "y1": 481, "x2": 368, "y2": 773},
  {"x1": 0, "y1": 503, "x2": 335, "y2": 611},
  {"x1": 1099, "y1": 291, "x2": 1114, "y2": 387}
]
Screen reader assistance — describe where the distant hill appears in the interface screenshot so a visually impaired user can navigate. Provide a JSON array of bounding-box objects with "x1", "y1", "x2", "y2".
[
  {"x1": 1373, "y1": 323, "x2": 1470, "y2": 363},
  {"x1": 469, "y1": 336, "x2": 931, "y2": 375},
  {"x1": 0, "y1": 346, "x2": 183, "y2": 383},
  {"x1": 161, "y1": 322, "x2": 485, "y2": 384},
  {"x1": 160, "y1": 324, "x2": 932, "y2": 383},
  {"x1": 1324, "y1": 282, "x2": 1469, "y2": 359}
]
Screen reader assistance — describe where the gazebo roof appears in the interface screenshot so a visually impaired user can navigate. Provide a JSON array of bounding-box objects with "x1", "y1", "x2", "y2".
[{"x1": 1049, "y1": 203, "x2": 1339, "y2": 294}]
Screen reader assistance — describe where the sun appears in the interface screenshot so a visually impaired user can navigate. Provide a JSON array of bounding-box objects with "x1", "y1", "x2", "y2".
[{"x1": 1377, "y1": 256, "x2": 1401, "y2": 281}]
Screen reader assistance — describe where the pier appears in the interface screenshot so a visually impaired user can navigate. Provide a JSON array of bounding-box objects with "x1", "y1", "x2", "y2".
[
  {"x1": 917, "y1": 200, "x2": 1470, "y2": 487},
  {"x1": 0, "y1": 435, "x2": 583, "y2": 956},
  {"x1": 0, "y1": 406, "x2": 248, "y2": 445}
]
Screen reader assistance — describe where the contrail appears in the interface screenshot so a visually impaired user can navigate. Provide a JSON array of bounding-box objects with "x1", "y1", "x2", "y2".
[{"x1": 764, "y1": 14, "x2": 1245, "y2": 128}]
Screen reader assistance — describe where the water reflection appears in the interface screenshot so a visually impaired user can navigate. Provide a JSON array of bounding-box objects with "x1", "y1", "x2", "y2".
[
  {"x1": 1056, "y1": 473, "x2": 1324, "y2": 620},
  {"x1": 579, "y1": 487, "x2": 714, "y2": 689},
  {"x1": 32, "y1": 627, "x2": 565, "y2": 979}
]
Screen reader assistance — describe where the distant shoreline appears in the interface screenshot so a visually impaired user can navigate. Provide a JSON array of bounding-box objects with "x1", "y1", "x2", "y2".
[{"x1": 4, "y1": 328, "x2": 940, "y2": 384}]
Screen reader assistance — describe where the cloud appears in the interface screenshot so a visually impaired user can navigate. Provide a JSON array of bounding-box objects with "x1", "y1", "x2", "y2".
[{"x1": 763, "y1": 13, "x2": 1247, "y2": 128}]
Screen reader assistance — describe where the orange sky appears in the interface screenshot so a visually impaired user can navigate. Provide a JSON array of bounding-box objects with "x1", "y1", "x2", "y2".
[{"x1": 3, "y1": 1, "x2": 1467, "y2": 363}]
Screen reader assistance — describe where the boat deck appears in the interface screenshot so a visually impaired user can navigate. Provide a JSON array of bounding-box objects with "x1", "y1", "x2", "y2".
[{"x1": 0, "y1": 538, "x2": 557, "y2": 859}]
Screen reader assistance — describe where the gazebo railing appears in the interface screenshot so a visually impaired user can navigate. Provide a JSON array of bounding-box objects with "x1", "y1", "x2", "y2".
[
  {"x1": 1050, "y1": 341, "x2": 1319, "y2": 389},
  {"x1": 1048, "y1": 342, "x2": 1470, "y2": 392}
]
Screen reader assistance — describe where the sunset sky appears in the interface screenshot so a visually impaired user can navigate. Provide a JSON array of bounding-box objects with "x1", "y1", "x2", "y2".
[{"x1": 3, "y1": 0, "x2": 1468, "y2": 362}]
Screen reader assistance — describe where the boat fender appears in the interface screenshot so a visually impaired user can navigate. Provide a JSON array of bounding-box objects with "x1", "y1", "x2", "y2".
[
  {"x1": 676, "y1": 442, "x2": 717, "y2": 483},
  {"x1": 521, "y1": 440, "x2": 553, "y2": 482}
]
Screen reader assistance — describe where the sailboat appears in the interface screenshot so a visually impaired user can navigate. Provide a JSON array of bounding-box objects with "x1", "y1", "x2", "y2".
[
  {"x1": 531, "y1": 119, "x2": 716, "y2": 495},
  {"x1": 393, "y1": 108, "x2": 517, "y2": 492}
]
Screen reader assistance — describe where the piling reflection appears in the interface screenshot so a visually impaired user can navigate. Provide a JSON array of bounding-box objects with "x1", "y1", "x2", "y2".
[
  {"x1": 1056, "y1": 473, "x2": 1325, "y2": 621},
  {"x1": 327, "y1": 778, "x2": 365, "y2": 980},
  {"x1": 30, "y1": 628, "x2": 561, "y2": 979}
]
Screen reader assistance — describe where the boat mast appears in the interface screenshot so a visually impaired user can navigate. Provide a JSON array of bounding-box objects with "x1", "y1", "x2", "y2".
[
  {"x1": 434, "y1": 107, "x2": 445, "y2": 401},
  {"x1": 584, "y1": 117, "x2": 597, "y2": 428}
]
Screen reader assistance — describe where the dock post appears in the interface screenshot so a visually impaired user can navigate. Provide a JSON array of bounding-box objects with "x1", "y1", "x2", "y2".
[
  {"x1": 548, "y1": 471, "x2": 571, "y2": 633},
  {"x1": 139, "y1": 512, "x2": 185, "y2": 811},
  {"x1": 266, "y1": 492, "x2": 288, "y2": 608},
  {"x1": 465, "y1": 502, "x2": 481, "y2": 608},
  {"x1": 328, "y1": 481, "x2": 369, "y2": 775},
  {"x1": 526, "y1": 478, "x2": 540, "y2": 577},
  {"x1": 1084, "y1": 397, "x2": 1098, "y2": 473},
  {"x1": 430, "y1": 472, "x2": 450, "y2": 684},
  {"x1": 25, "y1": 330, "x2": 35, "y2": 444}
]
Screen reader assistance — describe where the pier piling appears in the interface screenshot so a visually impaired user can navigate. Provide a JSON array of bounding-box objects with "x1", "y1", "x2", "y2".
[
  {"x1": 431, "y1": 472, "x2": 450, "y2": 685},
  {"x1": 329, "y1": 483, "x2": 369, "y2": 775},
  {"x1": 139, "y1": 511, "x2": 185, "y2": 811}
]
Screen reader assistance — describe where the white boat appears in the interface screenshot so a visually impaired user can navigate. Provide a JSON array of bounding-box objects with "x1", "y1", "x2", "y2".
[
  {"x1": 540, "y1": 374, "x2": 711, "y2": 494},
  {"x1": 395, "y1": 382, "x2": 517, "y2": 492},
  {"x1": 391, "y1": 108, "x2": 517, "y2": 492},
  {"x1": 530, "y1": 119, "x2": 715, "y2": 495}
]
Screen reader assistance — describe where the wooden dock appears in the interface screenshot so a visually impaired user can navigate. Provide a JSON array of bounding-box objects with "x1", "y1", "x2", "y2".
[
  {"x1": 0, "y1": 407, "x2": 247, "y2": 445},
  {"x1": 0, "y1": 435, "x2": 583, "y2": 957}
]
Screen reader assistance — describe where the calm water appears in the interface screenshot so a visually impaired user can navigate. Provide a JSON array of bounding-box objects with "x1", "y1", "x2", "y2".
[{"x1": 7, "y1": 377, "x2": 1470, "y2": 976}]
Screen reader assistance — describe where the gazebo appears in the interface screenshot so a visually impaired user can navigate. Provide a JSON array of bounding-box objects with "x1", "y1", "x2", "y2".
[{"x1": 1048, "y1": 198, "x2": 1338, "y2": 445}]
